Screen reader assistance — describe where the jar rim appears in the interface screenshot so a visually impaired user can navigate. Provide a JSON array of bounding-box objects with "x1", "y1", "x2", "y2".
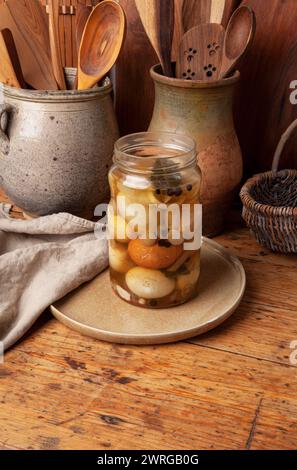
[{"x1": 114, "y1": 132, "x2": 197, "y2": 174}]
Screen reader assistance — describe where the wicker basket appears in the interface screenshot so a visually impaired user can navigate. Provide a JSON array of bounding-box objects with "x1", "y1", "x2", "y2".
[{"x1": 240, "y1": 119, "x2": 297, "y2": 253}]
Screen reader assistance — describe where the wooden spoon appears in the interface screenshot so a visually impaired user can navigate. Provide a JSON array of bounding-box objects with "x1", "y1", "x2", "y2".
[
  {"x1": 135, "y1": 0, "x2": 174, "y2": 77},
  {"x1": 76, "y1": 2, "x2": 92, "y2": 56},
  {"x1": 48, "y1": 0, "x2": 66, "y2": 90},
  {"x1": 2, "y1": 0, "x2": 58, "y2": 90},
  {"x1": 220, "y1": 6, "x2": 256, "y2": 78},
  {"x1": 176, "y1": 23, "x2": 224, "y2": 81},
  {"x1": 78, "y1": 0, "x2": 126, "y2": 90},
  {"x1": 0, "y1": 28, "x2": 26, "y2": 88}
]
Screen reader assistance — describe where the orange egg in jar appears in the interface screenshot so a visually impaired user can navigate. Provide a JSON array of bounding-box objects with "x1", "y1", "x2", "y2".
[{"x1": 108, "y1": 132, "x2": 202, "y2": 309}]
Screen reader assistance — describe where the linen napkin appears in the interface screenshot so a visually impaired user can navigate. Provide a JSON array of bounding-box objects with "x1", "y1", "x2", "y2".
[{"x1": 0, "y1": 203, "x2": 108, "y2": 351}]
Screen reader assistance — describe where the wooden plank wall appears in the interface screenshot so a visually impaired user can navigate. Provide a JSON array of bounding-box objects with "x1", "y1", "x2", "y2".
[{"x1": 0, "y1": 0, "x2": 101, "y2": 67}]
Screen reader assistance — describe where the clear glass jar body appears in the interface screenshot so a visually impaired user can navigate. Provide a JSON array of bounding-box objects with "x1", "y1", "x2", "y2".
[{"x1": 108, "y1": 132, "x2": 202, "y2": 309}]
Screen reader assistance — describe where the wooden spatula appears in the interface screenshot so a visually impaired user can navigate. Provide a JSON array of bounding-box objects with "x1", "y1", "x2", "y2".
[
  {"x1": 76, "y1": 2, "x2": 92, "y2": 56},
  {"x1": 0, "y1": 28, "x2": 26, "y2": 88},
  {"x1": 48, "y1": 0, "x2": 66, "y2": 90},
  {"x1": 176, "y1": 23, "x2": 224, "y2": 81},
  {"x1": 135, "y1": 0, "x2": 174, "y2": 77},
  {"x1": 172, "y1": 0, "x2": 184, "y2": 61},
  {"x1": 3, "y1": 0, "x2": 58, "y2": 90}
]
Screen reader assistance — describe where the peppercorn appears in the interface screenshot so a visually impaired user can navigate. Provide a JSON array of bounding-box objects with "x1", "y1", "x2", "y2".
[
  {"x1": 167, "y1": 188, "x2": 175, "y2": 196},
  {"x1": 158, "y1": 240, "x2": 172, "y2": 248}
]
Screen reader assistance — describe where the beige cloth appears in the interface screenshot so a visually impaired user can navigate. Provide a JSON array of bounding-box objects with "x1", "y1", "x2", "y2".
[{"x1": 0, "y1": 204, "x2": 108, "y2": 350}]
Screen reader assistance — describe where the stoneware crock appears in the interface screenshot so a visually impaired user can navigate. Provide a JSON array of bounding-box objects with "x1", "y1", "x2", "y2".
[
  {"x1": 0, "y1": 70, "x2": 119, "y2": 218},
  {"x1": 149, "y1": 65, "x2": 242, "y2": 237}
]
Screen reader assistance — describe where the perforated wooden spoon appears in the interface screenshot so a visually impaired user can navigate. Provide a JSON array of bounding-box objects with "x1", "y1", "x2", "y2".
[
  {"x1": 78, "y1": 0, "x2": 126, "y2": 90},
  {"x1": 220, "y1": 6, "x2": 255, "y2": 78},
  {"x1": 176, "y1": 23, "x2": 224, "y2": 81}
]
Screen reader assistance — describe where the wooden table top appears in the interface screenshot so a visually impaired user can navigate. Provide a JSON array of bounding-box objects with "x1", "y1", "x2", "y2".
[{"x1": 0, "y1": 190, "x2": 297, "y2": 450}]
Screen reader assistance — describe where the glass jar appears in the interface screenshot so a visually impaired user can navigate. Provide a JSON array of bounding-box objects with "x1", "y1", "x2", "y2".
[{"x1": 108, "y1": 132, "x2": 202, "y2": 309}]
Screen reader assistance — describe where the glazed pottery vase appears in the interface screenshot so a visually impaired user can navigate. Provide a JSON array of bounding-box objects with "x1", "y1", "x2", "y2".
[
  {"x1": 0, "y1": 73, "x2": 119, "y2": 218},
  {"x1": 149, "y1": 65, "x2": 242, "y2": 237}
]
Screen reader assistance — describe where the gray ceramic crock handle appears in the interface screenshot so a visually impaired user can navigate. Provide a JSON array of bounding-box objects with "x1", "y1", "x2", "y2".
[{"x1": 0, "y1": 104, "x2": 10, "y2": 156}]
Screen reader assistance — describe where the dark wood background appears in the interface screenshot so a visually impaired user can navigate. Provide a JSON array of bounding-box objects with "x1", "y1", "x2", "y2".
[
  {"x1": 1, "y1": 0, "x2": 297, "y2": 176},
  {"x1": 116, "y1": 0, "x2": 297, "y2": 177}
]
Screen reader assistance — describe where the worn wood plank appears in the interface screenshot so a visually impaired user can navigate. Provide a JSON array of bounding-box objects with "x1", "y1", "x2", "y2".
[
  {"x1": 190, "y1": 216, "x2": 297, "y2": 365},
  {"x1": 1, "y1": 318, "x2": 297, "y2": 450},
  {"x1": 249, "y1": 397, "x2": 297, "y2": 450}
]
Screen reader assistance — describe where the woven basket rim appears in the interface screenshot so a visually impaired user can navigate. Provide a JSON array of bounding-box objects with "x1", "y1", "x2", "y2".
[{"x1": 240, "y1": 169, "x2": 297, "y2": 217}]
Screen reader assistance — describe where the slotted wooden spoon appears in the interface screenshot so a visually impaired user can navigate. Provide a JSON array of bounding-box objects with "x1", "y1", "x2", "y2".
[
  {"x1": 176, "y1": 23, "x2": 225, "y2": 81},
  {"x1": 78, "y1": 0, "x2": 126, "y2": 90}
]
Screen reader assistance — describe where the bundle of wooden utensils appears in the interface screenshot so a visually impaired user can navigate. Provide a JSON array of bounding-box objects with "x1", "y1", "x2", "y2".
[
  {"x1": 135, "y1": 0, "x2": 256, "y2": 81},
  {"x1": 0, "y1": 0, "x2": 125, "y2": 91}
]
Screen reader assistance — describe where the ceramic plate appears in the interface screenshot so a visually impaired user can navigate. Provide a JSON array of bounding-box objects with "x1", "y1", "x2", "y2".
[{"x1": 51, "y1": 238, "x2": 246, "y2": 345}]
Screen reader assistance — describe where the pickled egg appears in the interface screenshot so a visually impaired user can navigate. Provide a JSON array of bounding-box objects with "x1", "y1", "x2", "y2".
[
  {"x1": 109, "y1": 215, "x2": 131, "y2": 244},
  {"x1": 116, "y1": 192, "x2": 150, "y2": 226},
  {"x1": 117, "y1": 187, "x2": 159, "y2": 206},
  {"x1": 109, "y1": 242, "x2": 135, "y2": 273},
  {"x1": 128, "y1": 239, "x2": 183, "y2": 270},
  {"x1": 126, "y1": 267, "x2": 175, "y2": 299}
]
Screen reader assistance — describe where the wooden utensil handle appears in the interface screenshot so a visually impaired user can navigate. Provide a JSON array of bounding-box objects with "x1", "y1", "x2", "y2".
[
  {"x1": 0, "y1": 104, "x2": 10, "y2": 156},
  {"x1": 272, "y1": 119, "x2": 297, "y2": 172}
]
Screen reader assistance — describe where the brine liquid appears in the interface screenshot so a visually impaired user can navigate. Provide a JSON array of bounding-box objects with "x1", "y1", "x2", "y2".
[{"x1": 108, "y1": 159, "x2": 201, "y2": 309}]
